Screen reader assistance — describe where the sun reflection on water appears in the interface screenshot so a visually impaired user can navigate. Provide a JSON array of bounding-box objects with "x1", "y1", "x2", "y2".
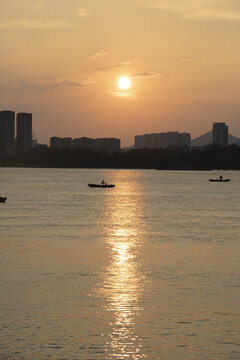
[{"x1": 98, "y1": 177, "x2": 147, "y2": 359}]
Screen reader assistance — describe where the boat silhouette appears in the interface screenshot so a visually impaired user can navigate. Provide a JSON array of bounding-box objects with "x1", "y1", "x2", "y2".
[
  {"x1": 88, "y1": 179, "x2": 115, "y2": 188},
  {"x1": 209, "y1": 175, "x2": 230, "y2": 182}
]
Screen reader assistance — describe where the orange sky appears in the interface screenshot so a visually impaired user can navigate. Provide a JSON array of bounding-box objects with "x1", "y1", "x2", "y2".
[{"x1": 0, "y1": 0, "x2": 240, "y2": 146}]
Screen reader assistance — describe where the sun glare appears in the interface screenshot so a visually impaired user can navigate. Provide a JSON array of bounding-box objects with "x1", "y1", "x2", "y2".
[{"x1": 118, "y1": 77, "x2": 131, "y2": 90}]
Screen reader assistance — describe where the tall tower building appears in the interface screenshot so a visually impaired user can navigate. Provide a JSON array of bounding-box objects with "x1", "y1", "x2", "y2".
[
  {"x1": 17, "y1": 113, "x2": 32, "y2": 153},
  {"x1": 212, "y1": 122, "x2": 228, "y2": 146},
  {"x1": 0, "y1": 110, "x2": 15, "y2": 156}
]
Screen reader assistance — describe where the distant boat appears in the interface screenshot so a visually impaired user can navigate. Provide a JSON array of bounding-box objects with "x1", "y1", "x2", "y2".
[
  {"x1": 209, "y1": 176, "x2": 230, "y2": 182},
  {"x1": 88, "y1": 179, "x2": 115, "y2": 188},
  {"x1": 0, "y1": 196, "x2": 7, "y2": 203}
]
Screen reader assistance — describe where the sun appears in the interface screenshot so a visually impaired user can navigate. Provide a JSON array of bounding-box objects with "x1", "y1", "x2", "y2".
[{"x1": 118, "y1": 77, "x2": 131, "y2": 90}]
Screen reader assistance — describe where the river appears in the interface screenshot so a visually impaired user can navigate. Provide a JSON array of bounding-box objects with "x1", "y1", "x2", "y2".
[{"x1": 0, "y1": 168, "x2": 239, "y2": 359}]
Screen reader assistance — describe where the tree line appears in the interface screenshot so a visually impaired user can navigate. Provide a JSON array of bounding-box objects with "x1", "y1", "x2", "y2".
[{"x1": 1, "y1": 145, "x2": 240, "y2": 170}]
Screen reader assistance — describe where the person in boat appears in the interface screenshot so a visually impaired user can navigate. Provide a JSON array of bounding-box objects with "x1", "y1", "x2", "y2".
[
  {"x1": 101, "y1": 179, "x2": 106, "y2": 185},
  {"x1": 219, "y1": 175, "x2": 222, "y2": 180}
]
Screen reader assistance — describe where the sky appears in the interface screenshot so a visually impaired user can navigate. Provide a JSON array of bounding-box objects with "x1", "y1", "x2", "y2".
[{"x1": 0, "y1": 0, "x2": 240, "y2": 146}]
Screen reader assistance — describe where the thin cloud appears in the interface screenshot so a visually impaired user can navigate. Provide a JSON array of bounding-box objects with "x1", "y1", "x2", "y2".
[
  {"x1": 136, "y1": 0, "x2": 240, "y2": 21},
  {"x1": 185, "y1": 9, "x2": 240, "y2": 21},
  {"x1": 110, "y1": 91, "x2": 135, "y2": 98},
  {"x1": 95, "y1": 61, "x2": 131, "y2": 71},
  {"x1": 78, "y1": 8, "x2": 89, "y2": 18},
  {"x1": 131, "y1": 71, "x2": 162, "y2": 78},
  {"x1": 28, "y1": 77, "x2": 95, "y2": 90},
  {"x1": 180, "y1": 57, "x2": 196, "y2": 62},
  {"x1": 34, "y1": 1, "x2": 44, "y2": 11},
  {"x1": 0, "y1": 20, "x2": 71, "y2": 29},
  {"x1": 92, "y1": 50, "x2": 109, "y2": 58}
]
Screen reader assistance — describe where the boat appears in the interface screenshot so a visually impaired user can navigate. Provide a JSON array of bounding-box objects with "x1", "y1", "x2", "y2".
[
  {"x1": 209, "y1": 176, "x2": 230, "y2": 182},
  {"x1": 0, "y1": 196, "x2": 7, "y2": 203},
  {"x1": 88, "y1": 179, "x2": 115, "y2": 188}
]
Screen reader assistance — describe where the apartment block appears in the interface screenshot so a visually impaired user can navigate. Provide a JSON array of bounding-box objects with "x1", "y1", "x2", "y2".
[{"x1": 135, "y1": 131, "x2": 191, "y2": 149}]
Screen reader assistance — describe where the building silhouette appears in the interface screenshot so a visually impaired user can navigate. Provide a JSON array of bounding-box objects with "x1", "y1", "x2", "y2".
[
  {"x1": 50, "y1": 136, "x2": 121, "y2": 153},
  {"x1": 72, "y1": 137, "x2": 120, "y2": 153},
  {"x1": 16, "y1": 113, "x2": 32, "y2": 153},
  {"x1": 0, "y1": 110, "x2": 15, "y2": 156},
  {"x1": 50, "y1": 137, "x2": 72, "y2": 149},
  {"x1": 72, "y1": 137, "x2": 93, "y2": 150},
  {"x1": 92, "y1": 138, "x2": 120, "y2": 152},
  {"x1": 212, "y1": 122, "x2": 228, "y2": 146},
  {"x1": 135, "y1": 131, "x2": 191, "y2": 149}
]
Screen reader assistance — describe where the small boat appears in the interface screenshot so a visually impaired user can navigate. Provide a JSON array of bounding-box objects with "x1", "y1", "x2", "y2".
[
  {"x1": 0, "y1": 196, "x2": 7, "y2": 203},
  {"x1": 209, "y1": 176, "x2": 230, "y2": 182},
  {"x1": 88, "y1": 179, "x2": 115, "y2": 188}
]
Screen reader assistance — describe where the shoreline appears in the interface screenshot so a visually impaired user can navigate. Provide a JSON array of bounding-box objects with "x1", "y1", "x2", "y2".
[{"x1": 0, "y1": 164, "x2": 239, "y2": 171}]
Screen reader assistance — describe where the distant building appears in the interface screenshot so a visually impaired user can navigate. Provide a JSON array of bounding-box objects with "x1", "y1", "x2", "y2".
[
  {"x1": 72, "y1": 137, "x2": 93, "y2": 150},
  {"x1": 0, "y1": 110, "x2": 15, "y2": 156},
  {"x1": 93, "y1": 138, "x2": 120, "y2": 152},
  {"x1": 212, "y1": 122, "x2": 228, "y2": 146},
  {"x1": 34, "y1": 144, "x2": 48, "y2": 149},
  {"x1": 135, "y1": 131, "x2": 191, "y2": 149},
  {"x1": 16, "y1": 113, "x2": 32, "y2": 153},
  {"x1": 179, "y1": 132, "x2": 191, "y2": 147},
  {"x1": 135, "y1": 134, "x2": 151, "y2": 149},
  {"x1": 50, "y1": 137, "x2": 72, "y2": 149},
  {"x1": 72, "y1": 137, "x2": 120, "y2": 152}
]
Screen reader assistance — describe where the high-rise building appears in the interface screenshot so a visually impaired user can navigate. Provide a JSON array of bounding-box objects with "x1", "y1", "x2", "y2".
[
  {"x1": 212, "y1": 122, "x2": 228, "y2": 146},
  {"x1": 16, "y1": 113, "x2": 32, "y2": 153},
  {"x1": 0, "y1": 110, "x2": 15, "y2": 156}
]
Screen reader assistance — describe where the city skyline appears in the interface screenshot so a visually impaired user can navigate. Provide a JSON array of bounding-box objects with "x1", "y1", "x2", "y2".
[
  {"x1": 1, "y1": 109, "x2": 239, "y2": 151},
  {"x1": 0, "y1": 1, "x2": 240, "y2": 147}
]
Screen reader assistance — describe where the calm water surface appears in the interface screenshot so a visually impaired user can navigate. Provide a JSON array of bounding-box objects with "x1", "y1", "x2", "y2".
[{"x1": 0, "y1": 168, "x2": 239, "y2": 360}]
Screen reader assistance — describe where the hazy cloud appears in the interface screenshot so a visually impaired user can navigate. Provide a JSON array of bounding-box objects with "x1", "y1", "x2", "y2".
[
  {"x1": 180, "y1": 57, "x2": 196, "y2": 62},
  {"x1": 34, "y1": 1, "x2": 44, "y2": 11},
  {"x1": 185, "y1": 8, "x2": 240, "y2": 21},
  {"x1": 110, "y1": 91, "x2": 135, "y2": 98},
  {"x1": 92, "y1": 50, "x2": 109, "y2": 58},
  {"x1": 0, "y1": 20, "x2": 71, "y2": 29},
  {"x1": 136, "y1": 0, "x2": 240, "y2": 21},
  {"x1": 0, "y1": 2, "x2": 90, "y2": 28},
  {"x1": 78, "y1": 8, "x2": 89, "y2": 18},
  {"x1": 131, "y1": 71, "x2": 162, "y2": 78},
  {"x1": 95, "y1": 61, "x2": 131, "y2": 71},
  {"x1": 28, "y1": 77, "x2": 95, "y2": 90}
]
